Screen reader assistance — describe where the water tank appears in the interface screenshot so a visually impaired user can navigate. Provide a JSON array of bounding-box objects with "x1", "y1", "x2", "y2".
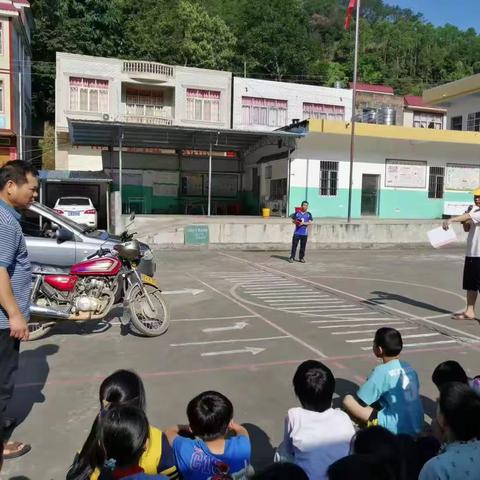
[{"x1": 378, "y1": 107, "x2": 396, "y2": 125}]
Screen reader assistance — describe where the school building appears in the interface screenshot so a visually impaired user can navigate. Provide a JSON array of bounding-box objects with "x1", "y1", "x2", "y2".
[
  {"x1": 253, "y1": 120, "x2": 480, "y2": 219},
  {"x1": 56, "y1": 52, "x2": 480, "y2": 223}
]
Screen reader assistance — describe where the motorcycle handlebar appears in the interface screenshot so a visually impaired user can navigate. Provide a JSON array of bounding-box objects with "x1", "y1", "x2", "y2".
[{"x1": 86, "y1": 247, "x2": 110, "y2": 260}]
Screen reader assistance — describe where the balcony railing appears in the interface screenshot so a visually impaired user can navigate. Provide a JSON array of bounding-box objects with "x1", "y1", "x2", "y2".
[
  {"x1": 120, "y1": 114, "x2": 173, "y2": 126},
  {"x1": 122, "y1": 61, "x2": 174, "y2": 81}
]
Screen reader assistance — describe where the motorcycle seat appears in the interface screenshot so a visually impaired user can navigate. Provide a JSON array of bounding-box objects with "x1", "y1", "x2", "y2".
[{"x1": 31, "y1": 263, "x2": 70, "y2": 275}]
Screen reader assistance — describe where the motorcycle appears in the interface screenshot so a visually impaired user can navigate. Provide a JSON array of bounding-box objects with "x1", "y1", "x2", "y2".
[{"x1": 28, "y1": 224, "x2": 169, "y2": 340}]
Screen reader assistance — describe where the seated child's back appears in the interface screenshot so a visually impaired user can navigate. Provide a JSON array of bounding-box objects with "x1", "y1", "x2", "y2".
[
  {"x1": 279, "y1": 360, "x2": 355, "y2": 480},
  {"x1": 166, "y1": 391, "x2": 251, "y2": 480},
  {"x1": 357, "y1": 328, "x2": 423, "y2": 435}
]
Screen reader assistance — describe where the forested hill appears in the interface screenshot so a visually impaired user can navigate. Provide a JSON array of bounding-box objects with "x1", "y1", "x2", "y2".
[{"x1": 31, "y1": 0, "x2": 480, "y2": 123}]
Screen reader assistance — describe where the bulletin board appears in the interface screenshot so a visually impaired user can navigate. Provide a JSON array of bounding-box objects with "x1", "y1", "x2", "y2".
[
  {"x1": 204, "y1": 174, "x2": 239, "y2": 197},
  {"x1": 152, "y1": 171, "x2": 179, "y2": 197},
  {"x1": 385, "y1": 159, "x2": 427, "y2": 188},
  {"x1": 181, "y1": 173, "x2": 203, "y2": 196},
  {"x1": 445, "y1": 163, "x2": 480, "y2": 191}
]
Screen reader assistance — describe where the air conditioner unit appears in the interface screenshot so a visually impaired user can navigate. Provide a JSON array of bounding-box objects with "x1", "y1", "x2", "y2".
[{"x1": 102, "y1": 113, "x2": 110, "y2": 121}]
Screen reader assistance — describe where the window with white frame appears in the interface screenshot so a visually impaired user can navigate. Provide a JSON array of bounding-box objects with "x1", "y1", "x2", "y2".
[
  {"x1": 0, "y1": 23, "x2": 3, "y2": 56},
  {"x1": 186, "y1": 88, "x2": 220, "y2": 122},
  {"x1": 69, "y1": 77, "x2": 109, "y2": 113},
  {"x1": 0, "y1": 81, "x2": 3, "y2": 113},
  {"x1": 451, "y1": 116, "x2": 463, "y2": 131},
  {"x1": 413, "y1": 112, "x2": 443, "y2": 129},
  {"x1": 303, "y1": 103, "x2": 344, "y2": 121},
  {"x1": 319, "y1": 161, "x2": 338, "y2": 196},
  {"x1": 428, "y1": 167, "x2": 444, "y2": 199},
  {"x1": 126, "y1": 88, "x2": 164, "y2": 117},
  {"x1": 467, "y1": 112, "x2": 480, "y2": 131},
  {"x1": 241, "y1": 96, "x2": 288, "y2": 127}
]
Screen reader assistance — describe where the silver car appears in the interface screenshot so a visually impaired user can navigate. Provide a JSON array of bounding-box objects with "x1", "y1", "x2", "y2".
[{"x1": 22, "y1": 202, "x2": 155, "y2": 277}]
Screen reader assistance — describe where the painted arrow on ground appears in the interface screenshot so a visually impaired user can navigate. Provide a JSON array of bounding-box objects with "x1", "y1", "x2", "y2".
[
  {"x1": 201, "y1": 347, "x2": 265, "y2": 357},
  {"x1": 162, "y1": 289, "x2": 204, "y2": 296},
  {"x1": 202, "y1": 322, "x2": 249, "y2": 333}
]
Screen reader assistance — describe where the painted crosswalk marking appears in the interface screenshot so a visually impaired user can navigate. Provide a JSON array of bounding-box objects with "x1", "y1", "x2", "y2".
[
  {"x1": 332, "y1": 327, "x2": 419, "y2": 335},
  {"x1": 347, "y1": 333, "x2": 439, "y2": 343},
  {"x1": 361, "y1": 340, "x2": 456, "y2": 350},
  {"x1": 317, "y1": 322, "x2": 406, "y2": 328},
  {"x1": 212, "y1": 270, "x2": 463, "y2": 352}
]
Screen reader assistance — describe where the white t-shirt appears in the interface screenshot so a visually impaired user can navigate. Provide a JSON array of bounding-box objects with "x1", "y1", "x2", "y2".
[
  {"x1": 466, "y1": 209, "x2": 480, "y2": 257},
  {"x1": 281, "y1": 407, "x2": 355, "y2": 480}
]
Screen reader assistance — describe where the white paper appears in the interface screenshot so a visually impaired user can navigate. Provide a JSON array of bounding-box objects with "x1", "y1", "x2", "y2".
[{"x1": 427, "y1": 227, "x2": 457, "y2": 248}]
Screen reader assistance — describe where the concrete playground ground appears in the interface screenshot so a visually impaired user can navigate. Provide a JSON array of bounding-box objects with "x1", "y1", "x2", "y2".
[{"x1": 4, "y1": 247, "x2": 480, "y2": 479}]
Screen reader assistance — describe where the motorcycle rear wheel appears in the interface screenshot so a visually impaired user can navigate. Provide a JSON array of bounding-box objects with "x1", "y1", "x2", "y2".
[
  {"x1": 127, "y1": 283, "x2": 169, "y2": 337},
  {"x1": 28, "y1": 317, "x2": 54, "y2": 341}
]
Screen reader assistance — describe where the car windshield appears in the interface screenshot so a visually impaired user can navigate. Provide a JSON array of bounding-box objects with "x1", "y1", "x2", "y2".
[
  {"x1": 58, "y1": 198, "x2": 91, "y2": 206},
  {"x1": 32, "y1": 203, "x2": 88, "y2": 232}
]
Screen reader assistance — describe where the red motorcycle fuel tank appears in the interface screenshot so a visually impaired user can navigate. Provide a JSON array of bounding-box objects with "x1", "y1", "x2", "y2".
[
  {"x1": 44, "y1": 275, "x2": 78, "y2": 291},
  {"x1": 70, "y1": 257, "x2": 122, "y2": 276}
]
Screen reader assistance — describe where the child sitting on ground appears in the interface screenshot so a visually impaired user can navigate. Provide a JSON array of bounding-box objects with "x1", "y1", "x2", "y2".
[
  {"x1": 67, "y1": 370, "x2": 177, "y2": 480},
  {"x1": 277, "y1": 360, "x2": 355, "y2": 480},
  {"x1": 343, "y1": 327, "x2": 424, "y2": 436},
  {"x1": 419, "y1": 382, "x2": 480, "y2": 480},
  {"x1": 98, "y1": 405, "x2": 167, "y2": 479},
  {"x1": 165, "y1": 391, "x2": 251, "y2": 480},
  {"x1": 432, "y1": 360, "x2": 480, "y2": 396}
]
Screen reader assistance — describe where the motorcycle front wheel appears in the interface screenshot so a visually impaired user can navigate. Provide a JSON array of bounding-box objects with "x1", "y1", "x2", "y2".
[{"x1": 127, "y1": 283, "x2": 169, "y2": 337}]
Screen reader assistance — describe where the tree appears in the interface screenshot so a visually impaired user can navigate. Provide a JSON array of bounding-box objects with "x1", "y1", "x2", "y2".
[
  {"x1": 124, "y1": 0, "x2": 236, "y2": 70},
  {"x1": 234, "y1": 0, "x2": 312, "y2": 80},
  {"x1": 30, "y1": 0, "x2": 127, "y2": 123}
]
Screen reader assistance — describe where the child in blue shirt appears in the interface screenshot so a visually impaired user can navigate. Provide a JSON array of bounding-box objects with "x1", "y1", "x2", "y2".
[
  {"x1": 98, "y1": 405, "x2": 167, "y2": 480},
  {"x1": 342, "y1": 327, "x2": 424, "y2": 435},
  {"x1": 419, "y1": 382, "x2": 480, "y2": 480},
  {"x1": 165, "y1": 391, "x2": 251, "y2": 480}
]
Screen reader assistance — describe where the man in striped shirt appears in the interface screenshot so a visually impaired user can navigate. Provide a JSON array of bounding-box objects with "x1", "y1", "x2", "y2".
[{"x1": 0, "y1": 160, "x2": 38, "y2": 460}]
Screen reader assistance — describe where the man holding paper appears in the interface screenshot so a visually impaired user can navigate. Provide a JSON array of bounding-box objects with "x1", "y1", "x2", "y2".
[{"x1": 442, "y1": 191, "x2": 480, "y2": 320}]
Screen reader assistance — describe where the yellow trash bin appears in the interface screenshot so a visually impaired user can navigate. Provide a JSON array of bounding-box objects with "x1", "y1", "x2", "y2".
[{"x1": 262, "y1": 208, "x2": 270, "y2": 218}]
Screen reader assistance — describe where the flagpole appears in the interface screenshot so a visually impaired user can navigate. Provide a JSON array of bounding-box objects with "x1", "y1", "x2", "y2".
[{"x1": 347, "y1": 0, "x2": 360, "y2": 223}]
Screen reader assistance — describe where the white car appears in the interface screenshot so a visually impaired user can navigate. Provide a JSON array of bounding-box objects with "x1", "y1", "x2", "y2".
[{"x1": 53, "y1": 197, "x2": 98, "y2": 228}]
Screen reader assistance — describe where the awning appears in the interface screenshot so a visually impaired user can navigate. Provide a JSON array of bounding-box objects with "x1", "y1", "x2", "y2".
[
  {"x1": 39, "y1": 170, "x2": 112, "y2": 183},
  {"x1": 67, "y1": 119, "x2": 301, "y2": 154}
]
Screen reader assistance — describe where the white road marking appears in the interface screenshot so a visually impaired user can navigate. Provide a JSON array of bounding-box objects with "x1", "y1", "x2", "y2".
[
  {"x1": 311, "y1": 318, "x2": 398, "y2": 323},
  {"x1": 332, "y1": 327, "x2": 419, "y2": 335},
  {"x1": 171, "y1": 315, "x2": 256, "y2": 323},
  {"x1": 202, "y1": 322, "x2": 249, "y2": 333},
  {"x1": 244, "y1": 287, "x2": 312, "y2": 292},
  {"x1": 265, "y1": 300, "x2": 345, "y2": 305},
  {"x1": 329, "y1": 312, "x2": 383, "y2": 317},
  {"x1": 249, "y1": 293, "x2": 319, "y2": 298},
  {"x1": 245, "y1": 291, "x2": 309, "y2": 296},
  {"x1": 162, "y1": 288, "x2": 204, "y2": 296},
  {"x1": 239, "y1": 281, "x2": 297, "y2": 286},
  {"x1": 219, "y1": 254, "x2": 480, "y2": 343},
  {"x1": 201, "y1": 347, "x2": 265, "y2": 357},
  {"x1": 347, "y1": 333, "x2": 440, "y2": 343},
  {"x1": 318, "y1": 322, "x2": 406, "y2": 329},
  {"x1": 171, "y1": 335, "x2": 289, "y2": 347},
  {"x1": 362, "y1": 340, "x2": 457, "y2": 350},
  {"x1": 283, "y1": 305, "x2": 360, "y2": 311},
  {"x1": 189, "y1": 274, "x2": 329, "y2": 358}
]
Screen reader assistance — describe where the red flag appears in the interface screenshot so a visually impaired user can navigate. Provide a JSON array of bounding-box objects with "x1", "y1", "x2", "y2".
[{"x1": 344, "y1": 0, "x2": 357, "y2": 30}]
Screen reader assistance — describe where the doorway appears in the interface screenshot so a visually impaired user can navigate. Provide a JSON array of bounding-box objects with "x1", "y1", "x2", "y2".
[{"x1": 361, "y1": 174, "x2": 380, "y2": 216}]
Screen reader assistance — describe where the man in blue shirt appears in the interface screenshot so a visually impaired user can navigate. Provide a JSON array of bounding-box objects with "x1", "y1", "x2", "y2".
[
  {"x1": 0, "y1": 160, "x2": 38, "y2": 460},
  {"x1": 289, "y1": 201, "x2": 313, "y2": 263}
]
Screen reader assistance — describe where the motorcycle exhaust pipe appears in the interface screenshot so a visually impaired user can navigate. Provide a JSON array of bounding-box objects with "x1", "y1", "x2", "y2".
[
  {"x1": 30, "y1": 304, "x2": 106, "y2": 321},
  {"x1": 30, "y1": 304, "x2": 71, "y2": 320}
]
